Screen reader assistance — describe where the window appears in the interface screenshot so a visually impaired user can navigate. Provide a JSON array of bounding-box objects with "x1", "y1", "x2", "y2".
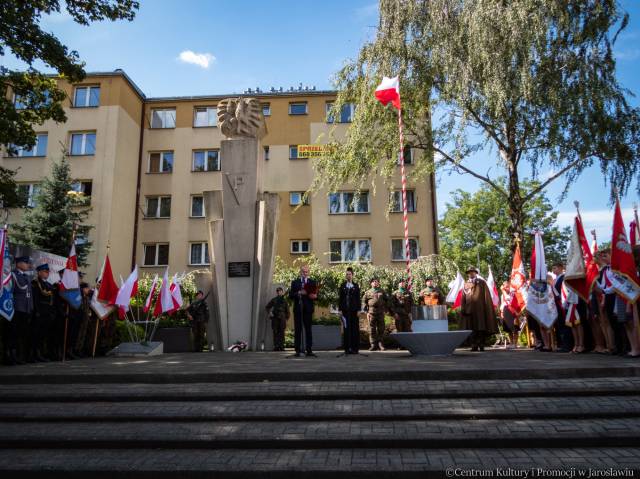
[
  {"x1": 143, "y1": 243, "x2": 169, "y2": 266},
  {"x1": 150, "y1": 108, "x2": 176, "y2": 128},
  {"x1": 264, "y1": 146, "x2": 270, "y2": 161},
  {"x1": 13, "y1": 94, "x2": 27, "y2": 110},
  {"x1": 148, "y1": 151, "x2": 173, "y2": 173},
  {"x1": 75, "y1": 234, "x2": 89, "y2": 246},
  {"x1": 289, "y1": 145, "x2": 298, "y2": 160},
  {"x1": 391, "y1": 238, "x2": 419, "y2": 261},
  {"x1": 291, "y1": 240, "x2": 310, "y2": 254},
  {"x1": 193, "y1": 107, "x2": 217, "y2": 127},
  {"x1": 74, "y1": 86, "x2": 100, "y2": 107},
  {"x1": 262, "y1": 103, "x2": 271, "y2": 116},
  {"x1": 8, "y1": 133, "x2": 48, "y2": 157},
  {"x1": 70, "y1": 132, "x2": 96, "y2": 156},
  {"x1": 288, "y1": 102, "x2": 307, "y2": 115},
  {"x1": 390, "y1": 190, "x2": 416, "y2": 213},
  {"x1": 17, "y1": 183, "x2": 40, "y2": 208},
  {"x1": 70, "y1": 181, "x2": 93, "y2": 205},
  {"x1": 145, "y1": 196, "x2": 171, "y2": 218},
  {"x1": 189, "y1": 242, "x2": 210, "y2": 265},
  {"x1": 289, "y1": 192, "x2": 309, "y2": 206},
  {"x1": 398, "y1": 145, "x2": 413, "y2": 165},
  {"x1": 328, "y1": 191, "x2": 369, "y2": 214},
  {"x1": 326, "y1": 102, "x2": 355, "y2": 123},
  {"x1": 192, "y1": 150, "x2": 220, "y2": 171},
  {"x1": 330, "y1": 239, "x2": 371, "y2": 263},
  {"x1": 191, "y1": 196, "x2": 205, "y2": 217}
]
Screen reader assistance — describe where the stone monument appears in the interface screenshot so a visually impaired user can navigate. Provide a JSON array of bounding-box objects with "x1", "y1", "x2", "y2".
[{"x1": 203, "y1": 97, "x2": 280, "y2": 351}]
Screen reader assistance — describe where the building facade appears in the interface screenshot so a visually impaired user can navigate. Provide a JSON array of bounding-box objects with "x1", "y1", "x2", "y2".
[{"x1": 2, "y1": 71, "x2": 438, "y2": 281}]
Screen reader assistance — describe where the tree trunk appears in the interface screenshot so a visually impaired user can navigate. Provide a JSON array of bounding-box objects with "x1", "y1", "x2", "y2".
[{"x1": 501, "y1": 147, "x2": 525, "y2": 253}]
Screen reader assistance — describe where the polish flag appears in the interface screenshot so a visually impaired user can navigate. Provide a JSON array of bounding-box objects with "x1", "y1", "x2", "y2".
[
  {"x1": 153, "y1": 268, "x2": 174, "y2": 317},
  {"x1": 611, "y1": 198, "x2": 640, "y2": 290},
  {"x1": 374, "y1": 76, "x2": 401, "y2": 109},
  {"x1": 115, "y1": 265, "x2": 138, "y2": 316},
  {"x1": 61, "y1": 244, "x2": 79, "y2": 290},
  {"x1": 486, "y1": 266, "x2": 500, "y2": 307},
  {"x1": 97, "y1": 254, "x2": 119, "y2": 305},
  {"x1": 169, "y1": 274, "x2": 184, "y2": 313},
  {"x1": 446, "y1": 271, "x2": 465, "y2": 309},
  {"x1": 143, "y1": 274, "x2": 158, "y2": 313},
  {"x1": 509, "y1": 244, "x2": 528, "y2": 315},
  {"x1": 565, "y1": 215, "x2": 600, "y2": 301}
]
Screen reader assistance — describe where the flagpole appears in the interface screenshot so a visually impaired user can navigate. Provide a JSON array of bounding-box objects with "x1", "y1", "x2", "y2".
[
  {"x1": 397, "y1": 106, "x2": 412, "y2": 291},
  {"x1": 92, "y1": 241, "x2": 110, "y2": 358}
]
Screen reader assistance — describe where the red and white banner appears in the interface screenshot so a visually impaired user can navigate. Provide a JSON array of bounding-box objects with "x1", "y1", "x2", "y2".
[
  {"x1": 60, "y1": 244, "x2": 79, "y2": 290},
  {"x1": 375, "y1": 76, "x2": 401, "y2": 109},
  {"x1": 115, "y1": 265, "x2": 138, "y2": 316},
  {"x1": 486, "y1": 266, "x2": 500, "y2": 307},
  {"x1": 153, "y1": 268, "x2": 174, "y2": 317},
  {"x1": 526, "y1": 232, "x2": 557, "y2": 328},
  {"x1": 509, "y1": 243, "x2": 528, "y2": 315},
  {"x1": 611, "y1": 198, "x2": 640, "y2": 303},
  {"x1": 446, "y1": 271, "x2": 465, "y2": 309},
  {"x1": 97, "y1": 254, "x2": 119, "y2": 305},
  {"x1": 143, "y1": 274, "x2": 158, "y2": 313},
  {"x1": 564, "y1": 215, "x2": 599, "y2": 301}
]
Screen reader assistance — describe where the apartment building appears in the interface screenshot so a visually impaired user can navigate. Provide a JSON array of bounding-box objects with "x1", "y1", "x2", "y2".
[{"x1": 2, "y1": 70, "x2": 438, "y2": 281}]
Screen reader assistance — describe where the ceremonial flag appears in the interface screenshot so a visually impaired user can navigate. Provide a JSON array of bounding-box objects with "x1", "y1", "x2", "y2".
[
  {"x1": 446, "y1": 271, "x2": 465, "y2": 309},
  {"x1": 0, "y1": 228, "x2": 14, "y2": 321},
  {"x1": 143, "y1": 274, "x2": 158, "y2": 313},
  {"x1": 169, "y1": 274, "x2": 184, "y2": 313},
  {"x1": 610, "y1": 198, "x2": 640, "y2": 303},
  {"x1": 486, "y1": 266, "x2": 500, "y2": 307},
  {"x1": 97, "y1": 254, "x2": 118, "y2": 305},
  {"x1": 90, "y1": 288, "x2": 116, "y2": 320},
  {"x1": 562, "y1": 283, "x2": 581, "y2": 327},
  {"x1": 59, "y1": 242, "x2": 82, "y2": 310},
  {"x1": 526, "y1": 231, "x2": 557, "y2": 329},
  {"x1": 509, "y1": 243, "x2": 527, "y2": 315},
  {"x1": 630, "y1": 206, "x2": 639, "y2": 247},
  {"x1": 153, "y1": 268, "x2": 174, "y2": 317},
  {"x1": 590, "y1": 230, "x2": 598, "y2": 255},
  {"x1": 375, "y1": 76, "x2": 401, "y2": 109},
  {"x1": 115, "y1": 265, "x2": 138, "y2": 317},
  {"x1": 564, "y1": 215, "x2": 599, "y2": 301}
]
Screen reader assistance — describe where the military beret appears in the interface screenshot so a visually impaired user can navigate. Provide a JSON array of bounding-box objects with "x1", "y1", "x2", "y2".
[
  {"x1": 36, "y1": 263, "x2": 49, "y2": 272},
  {"x1": 15, "y1": 256, "x2": 31, "y2": 264}
]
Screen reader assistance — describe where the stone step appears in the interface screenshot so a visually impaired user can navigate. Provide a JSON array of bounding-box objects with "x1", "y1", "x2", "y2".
[
  {"x1": 1, "y1": 417, "x2": 639, "y2": 449},
  {"x1": 1, "y1": 395, "x2": 639, "y2": 421},
  {"x1": 1, "y1": 377, "x2": 639, "y2": 402},
  {"x1": 0, "y1": 447, "x2": 638, "y2": 477}
]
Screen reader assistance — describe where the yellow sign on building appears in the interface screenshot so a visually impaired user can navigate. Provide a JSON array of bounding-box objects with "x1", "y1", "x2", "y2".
[{"x1": 297, "y1": 144, "x2": 330, "y2": 158}]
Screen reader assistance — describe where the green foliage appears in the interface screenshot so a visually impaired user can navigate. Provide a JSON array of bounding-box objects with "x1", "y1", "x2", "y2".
[
  {"x1": 0, "y1": 167, "x2": 18, "y2": 209},
  {"x1": 439, "y1": 179, "x2": 570, "y2": 283},
  {"x1": 14, "y1": 155, "x2": 93, "y2": 265},
  {"x1": 0, "y1": 0, "x2": 139, "y2": 151},
  {"x1": 272, "y1": 253, "x2": 459, "y2": 308},
  {"x1": 126, "y1": 272, "x2": 199, "y2": 323},
  {"x1": 317, "y1": 0, "x2": 640, "y2": 248}
]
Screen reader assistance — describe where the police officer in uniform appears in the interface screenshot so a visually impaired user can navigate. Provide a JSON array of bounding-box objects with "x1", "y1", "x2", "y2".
[
  {"x1": 390, "y1": 280, "x2": 413, "y2": 333},
  {"x1": 265, "y1": 287, "x2": 289, "y2": 351},
  {"x1": 187, "y1": 290, "x2": 210, "y2": 352},
  {"x1": 10, "y1": 256, "x2": 34, "y2": 364},
  {"x1": 362, "y1": 277, "x2": 389, "y2": 351},
  {"x1": 31, "y1": 263, "x2": 55, "y2": 362}
]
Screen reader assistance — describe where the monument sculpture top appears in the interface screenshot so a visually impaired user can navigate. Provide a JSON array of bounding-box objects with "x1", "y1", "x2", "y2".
[{"x1": 217, "y1": 97, "x2": 267, "y2": 139}]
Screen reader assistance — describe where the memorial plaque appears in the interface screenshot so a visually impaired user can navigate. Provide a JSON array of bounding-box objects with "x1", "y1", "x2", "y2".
[{"x1": 228, "y1": 261, "x2": 251, "y2": 277}]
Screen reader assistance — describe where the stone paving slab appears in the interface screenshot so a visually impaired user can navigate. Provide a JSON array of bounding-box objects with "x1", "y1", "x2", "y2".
[
  {"x1": 0, "y1": 448, "x2": 639, "y2": 477},
  {"x1": 1, "y1": 350, "x2": 639, "y2": 383},
  {"x1": 2, "y1": 418, "x2": 640, "y2": 448},
  {"x1": 2, "y1": 377, "x2": 640, "y2": 402},
  {"x1": 2, "y1": 395, "x2": 639, "y2": 421}
]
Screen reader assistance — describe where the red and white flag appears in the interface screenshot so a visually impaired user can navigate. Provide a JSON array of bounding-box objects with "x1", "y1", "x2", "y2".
[
  {"x1": 446, "y1": 271, "x2": 465, "y2": 309},
  {"x1": 486, "y1": 266, "x2": 500, "y2": 307},
  {"x1": 153, "y1": 268, "x2": 174, "y2": 317},
  {"x1": 97, "y1": 254, "x2": 119, "y2": 305},
  {"x1": 565, "y1": 215, "x2": 599, "y2": 301},
  {"x1": 590, "y1": 230, "x2": 598, "y2": 255},
  {"x1": 375, "y1": 76, "x2": 401, "y2": 109},
  {"x1": 509, "y1": 243, "x2": 528, "y2": 315},
  {"x1": 143, "y1": 274, "x2": 158, "y2": 313},
  {"x1": 526, "y1": 231, "x2": 558, "y2": 329},
  {"x1": 115, "y1": 265, "x2": 138, "y2": 316},
  {"x1": 169, "y1": 274, "x2": 184, "y2": 313},
  {"x1": 60, "y1": 244, "x2": 79, "y2": 290},
  {"x1": 610, "y1": 198, "x2": 640, "y2": 302}
]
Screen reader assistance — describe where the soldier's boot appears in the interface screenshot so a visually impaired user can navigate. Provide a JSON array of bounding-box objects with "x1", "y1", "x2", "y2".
[{"x1": 378, "y1": 341, "x2": 386, "y2": 351}]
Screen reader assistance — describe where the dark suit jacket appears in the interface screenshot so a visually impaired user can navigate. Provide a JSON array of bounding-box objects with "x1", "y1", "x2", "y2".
[
  {"x1": 289, "y1": 277, "x2": 316, "y2": 315},
  {"x1": 338, "y1": 281, "x2": 361, "y2": 313}
]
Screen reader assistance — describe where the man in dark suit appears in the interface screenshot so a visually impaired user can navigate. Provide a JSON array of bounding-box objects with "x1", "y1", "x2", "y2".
[
  {"x1": 289, "y1": 265, "x2": 317, "y2": 357},
  {"x1": 338, "y1": 267, "x2": 361, "y2": 354}
]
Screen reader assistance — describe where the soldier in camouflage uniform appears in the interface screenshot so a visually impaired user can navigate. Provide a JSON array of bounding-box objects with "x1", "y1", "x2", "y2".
[
  {"x1": 389, "y1": 280, "x2": 413, "y2": 333},
  {"x1": 362, "y1": 277, "x2": 389, "y2": 351},
  {"x1": 265, "y1": 287, "x2": 290, "y2": 351},
  {"x1": 187, "y1": 290, "x2": 209, "y2": 352}
]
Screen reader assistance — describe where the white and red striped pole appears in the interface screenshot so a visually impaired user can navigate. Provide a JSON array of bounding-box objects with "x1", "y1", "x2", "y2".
[{"x1": 397, "y1": 107, "x2": 412, "y2": 292}]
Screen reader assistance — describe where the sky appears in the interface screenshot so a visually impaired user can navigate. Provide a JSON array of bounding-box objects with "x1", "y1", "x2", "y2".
[{"x1": 2, "y1": 0, "x2": 640, "y2": 243}]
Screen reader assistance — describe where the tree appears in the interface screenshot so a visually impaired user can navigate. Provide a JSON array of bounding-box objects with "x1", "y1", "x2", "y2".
[
  {"x1": 14, "y1": 155, "x2": 93, "y2": 266},
  {"x1": 316, "y1": 0, "x2": 640, "y2": 250},
  {"x1": 439, "y1": 179, "x2": 570, "y2": 283},
  {"x1": 0, "y1": 0, "x2": 138, "y2": 152}
]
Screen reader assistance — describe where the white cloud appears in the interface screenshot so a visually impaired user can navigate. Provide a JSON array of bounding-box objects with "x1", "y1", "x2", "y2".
[
  {"x1": 177, "y1": 50, "x2": 215, "y2": 69},
  {"x1": 615, "y1": 48, "x2": 640, "y2": 61},
  {"x1": 557, "y1": 207, "x2": 636, "y2": 244}
]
